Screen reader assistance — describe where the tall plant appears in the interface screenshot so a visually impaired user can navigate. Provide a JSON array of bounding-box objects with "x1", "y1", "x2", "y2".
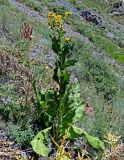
[{"x1": 31, "y1": 11, "x2": 104, "y2": 157}]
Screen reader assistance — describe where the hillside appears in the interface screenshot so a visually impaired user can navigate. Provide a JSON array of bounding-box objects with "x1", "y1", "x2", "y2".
[{"x1": 0, "y1": 0, "x2": 124, "y2": 159}]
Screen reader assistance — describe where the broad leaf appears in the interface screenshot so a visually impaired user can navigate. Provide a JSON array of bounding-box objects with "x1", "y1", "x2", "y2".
[
  {"x1": 73, "y1": 102, "x2": 85, "y2": 123},
  {"x1": 85, "y1": 133, "x2": 105, "y2": 150},
  {"x1": 61, "y1": 84, "x2": 85, "y2": 135},
  {"x1": 31, "y1": 127, "x2": 51, "y2": 157},
  {"x1": 67, "y1": 125, "x2": 105, "y2": 150},
  {"x1": 31, "y1": 137, "x2": 49, "y2": 157},
  {"x1": 68, "y1": 84, "x2": 85, "y2": 122}
]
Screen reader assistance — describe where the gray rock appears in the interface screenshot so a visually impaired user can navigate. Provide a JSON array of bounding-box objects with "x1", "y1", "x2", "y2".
[
  {"x1": 106, "y1": 32, "x2": 116, "y2": 40},
  {"x1": 113, "y1": 1, "x2": 123, "y2": 9},
  {"x1": 109, "y1": 1, "x2": 124, "y2": 16},
  {"x1": 1, "y1": 96, "x2": 11, "y2": 105},
  {"x1": 109, "y1": 10, "x2": 124, "y2": 16},
  {"x1": 118, "y1": 40, "x2": 124, "y2": 47},
  {"x1": 20, "y1": 152, "x2": 28, "y2": 159},
  {"x1": 80, "y1": 9, "x2": 105, "y2": 27},
  {"x1": 0, "y1": 130, "x2": 7, "y2": 140}
]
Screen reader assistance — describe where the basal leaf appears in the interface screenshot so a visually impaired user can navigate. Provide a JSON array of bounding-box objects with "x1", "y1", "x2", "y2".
[
  {"x1": 31, "y1": 137, "x2": 50, "y2": 157},
  {"x1": 71, "y1": 125, "x2": 86, "y2": 135},
  {"x1": 31, "y1": 127, "x2": 51, "y2": 157}
]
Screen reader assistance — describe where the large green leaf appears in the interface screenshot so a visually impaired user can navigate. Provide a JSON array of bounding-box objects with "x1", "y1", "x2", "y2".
[
  {"x1": 61, "y1": 84, "x2": 85, "y2": 135},
  {"x1": 67, "y1": 125, "x2": 105, "y2": 150},
  {"x1": 31, "y1": 127, "x2": 51, "y2": 157},
  {"x1": 68, "y1": 84, "x2": 85, "y2": 122},
  {"x1": 85, "y1": 133, "x2": 105, "y2": 150},
  {"x1": 31, "y1": 137, "x2": 49, "y2": 157},
  {"x1": 73, "y1": 102, "x2": 85, "y2": 123}
]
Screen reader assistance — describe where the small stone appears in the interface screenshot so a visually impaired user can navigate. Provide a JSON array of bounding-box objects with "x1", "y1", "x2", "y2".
[
  {"x1": 106, "y1": 32, "x2": 116, "y2": 40},
  {"x1": 21, "y1": 152, "x2": 27, "y2": 158},
  {"x1": 118, "y1": 40, "x2": 124, "y2": 48}
]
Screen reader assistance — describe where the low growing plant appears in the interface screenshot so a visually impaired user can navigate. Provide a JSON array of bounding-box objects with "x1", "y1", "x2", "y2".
[
  {"x1": 6, "y1": 122, "x2": 34, "y2": 147},
  {"x1": 102, "y1": 132, "x2": 123, "y2": 160},
  {"x1": 31, "y1": 11, "x2": 105, "y2": 158}
]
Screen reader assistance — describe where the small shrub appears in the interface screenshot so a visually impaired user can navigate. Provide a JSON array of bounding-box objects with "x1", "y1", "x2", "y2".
[{"x1": 6, "y1": 122, "x2": 34, "y2": 147}]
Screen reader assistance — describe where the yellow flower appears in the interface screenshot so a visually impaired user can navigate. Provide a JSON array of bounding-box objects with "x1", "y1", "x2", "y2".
[
  {"x1": 55, "y1": 15, "x2": 62, "y2": 24},
  {"x1": 48, "y1": 12, "x2": 53, "y2": 18},
  {"x1": 55, "y1": 19, "x2": 62, "y2": 25},
  {"x1": 48, "y1": 12, "x2": 64, "y2": 31},
  {"x1": 65, "y1": 11, "x2": 72, "y2": 17},
  {"x1": 56, "y1": 14, "x2": 62, "y2": 19},
  {"x1": 65, "y1": 37, "x2": 71, "y2": 43}
]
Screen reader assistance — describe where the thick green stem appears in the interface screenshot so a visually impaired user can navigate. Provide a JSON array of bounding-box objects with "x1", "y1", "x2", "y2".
[{"x1": 54, "y1": 31, "x2": 66, "y2": 140}]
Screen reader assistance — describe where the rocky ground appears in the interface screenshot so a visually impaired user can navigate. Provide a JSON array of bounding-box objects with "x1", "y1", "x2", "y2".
[
  {"x1": 0, "y1": 118, "x2": 28, "y2": 160},
  {"x1": 8, "y1": 0, "x2": 124, "y2": 79},
  {"x1": 1, "y1": 0, "x2": 124, "y2": 159}
]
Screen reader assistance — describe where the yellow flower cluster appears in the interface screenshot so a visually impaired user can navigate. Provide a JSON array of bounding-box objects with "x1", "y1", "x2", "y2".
[
  {"x1": 47, "y1": 11, "x2": 72, "y2": 31},
  {"x1": 48, "y1": 12, "x2": 63, "y2": 31}
]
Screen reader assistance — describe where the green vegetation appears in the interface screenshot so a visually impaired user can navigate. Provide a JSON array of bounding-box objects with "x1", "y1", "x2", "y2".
[
  {"x1": 0, "y1": 0, "x2": 124, "y2": 159},
  {"x1": 31, "y1": 12, "x2": 104, "y2": 157},
  {"x1": 17, "y1": 0, "x2": 124, "y2": 64},
  {"x1": 68, "y1": 16, "x2": 124, "y2": 63},
  {"x1": 74, "y1": 0, "x2": 124, "y2": 25},
  {"x1": 18, "y1": 0, "x2": 43, "y2": 14}
]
